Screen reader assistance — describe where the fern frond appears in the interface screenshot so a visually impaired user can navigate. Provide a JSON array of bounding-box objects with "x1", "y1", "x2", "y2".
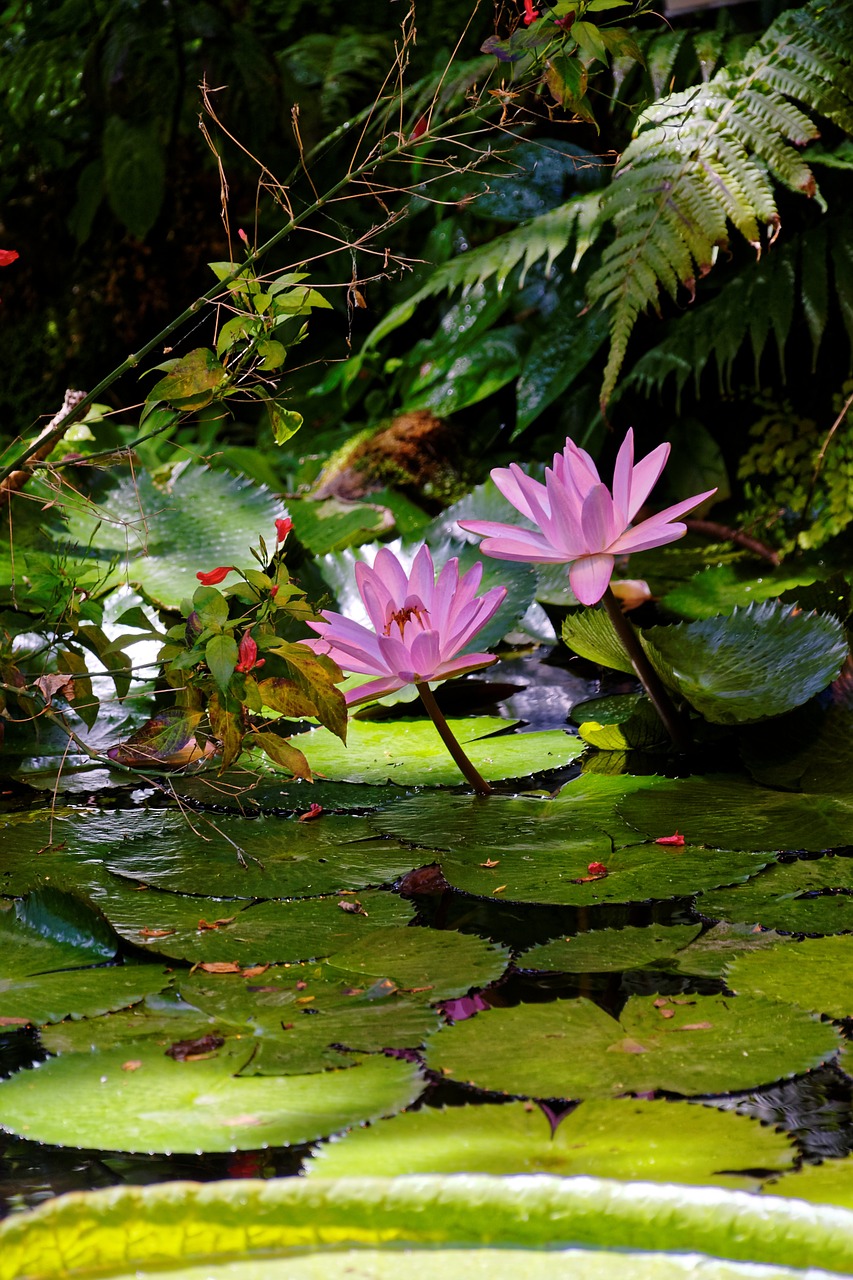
[
  {"x1": 362, "y1": 194, "x2": 601, "y2": 352},
  {"x1": 589, "y1": 0, "x2": 853, "y2": 405}
]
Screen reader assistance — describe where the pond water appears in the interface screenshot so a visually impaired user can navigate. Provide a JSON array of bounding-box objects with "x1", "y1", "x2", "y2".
[{"x1": 2, "y1": 646, "x2": 853, "y2": 1218}]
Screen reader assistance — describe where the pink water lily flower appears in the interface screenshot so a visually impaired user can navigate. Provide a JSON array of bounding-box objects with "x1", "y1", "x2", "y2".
[
  {"x1": 302, "y1": 545, "x2": 506, "y2": 706},
  {"x1": 459, "y1": 430, "x2": 716, "y2": 606}
]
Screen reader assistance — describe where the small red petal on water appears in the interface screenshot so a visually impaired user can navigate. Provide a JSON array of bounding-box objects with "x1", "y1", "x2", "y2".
[
  {"x1": 655, "y1": 831, "x2": 685, "y2": 846},
  {"x1": 298, "y1": 803, "x2": 323, "y2": 823},
  {"x1": 0, "y1": 250, "x2": 19, "y2": 267},
  {"x1": 587, "y1": 862, "x2": 608, "y2": 875},
  {"x1": 196, "y1": 566, "x2": 234, "y2": 585}
]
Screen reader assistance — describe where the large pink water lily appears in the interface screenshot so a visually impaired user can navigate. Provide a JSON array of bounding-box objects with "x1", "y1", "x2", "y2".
[
  {"x1": 459, "y1": 430, "x2": 716, "y2": 606},
  {"x1": 302, "y1": 545, "x2": 507, "y2": 706}
]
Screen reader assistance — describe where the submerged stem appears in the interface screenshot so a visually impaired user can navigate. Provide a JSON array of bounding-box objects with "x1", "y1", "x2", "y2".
[
  {"x1": 600, "y1": 588, "x2": 692, "y2": 754},
  {"x1": 415, "y1": 681, "x2": 493, "y2": 796}
]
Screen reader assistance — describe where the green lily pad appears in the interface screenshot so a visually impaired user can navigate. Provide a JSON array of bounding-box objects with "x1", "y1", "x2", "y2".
[
  {"x1": 661, "y1": 565, "x2": 824, "y2": 621},
  {"x1": 672, "y1": 922, "x2": 790, "y2": 979},
  {"x1": 101, "y1": 886, "x2": 414, "y2": 964},
  {"x1": 763, "y1": 1159, "x2": 853, "y2": 1210},
  {"x1": 696, "y1": 858, "x2": 853, "y2": 934},
  {"x1": 1, "y1": 1176, "x2": 853, "y2": 1280},
  {"x1": 0, "y1": 1042, "x2": 423, "y2": 1152},
  {"x1": 308, "y1": 1097, "x2": 795, "y2": 1188},
  {"x1": 740, "y1": 700, "x2": 853, "y2": 797},
  {"x1": 168, "y1": 773, "x2": 402, "y2": 814},
  {"x1": 0, "y1": 890, "x2": 116, "y2": 975},
  {"x1": 58, "y1": 465, "x2": 282, "y2": 608},
  {"x1": 323, "y1": 926, "x2": 509, "y2": 998},
  {"x1": 426, "y1": 993, "x2": 840, "y2": 1100},
  {"x1": 518, "y1": 925, "x2": 702, "y2": 973},
  {"x1": 0, "y1": 962, "x2": 172, "y2": 1026},
  {"x1": 618, "y1": 778, "x2": 853, "y2": 851},
  {"x1": 727, "y1": 936, "x2": 853, "y2": 1019},
  {"x1": 371, "y1": 793, "x2": 771, "y2": 906},
  {"x1": 288, "y1": 496, "x2": 395, "y2": 555},
  {"x1": 296, "y1": 717, "x2": 583, "y2": 786}
]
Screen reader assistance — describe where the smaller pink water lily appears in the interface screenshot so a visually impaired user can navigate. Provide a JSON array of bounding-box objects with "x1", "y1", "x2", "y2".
[
  {"x1": 303, "y1": 545, "x2": 506, "y2": 707},
  {"x1": 458, "y1": 430, "x2": 716, "y2": 606}
]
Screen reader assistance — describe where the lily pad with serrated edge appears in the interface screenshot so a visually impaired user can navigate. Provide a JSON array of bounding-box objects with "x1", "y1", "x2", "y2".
[
  {"x1": 0, "y1": 893, "x2": 116, "y2": 977},
  {"x1": 308, "y1": 1097, "x2": 795, "y2": 1188},
  {"x1": 371, "y1": 792, "x2": 771, "y2": 905},
  {"x1": 296, "y1": 717, "x2": 583, "y2": 786},
  {"x1": 323, "y1": 925, "x2": 509, "y2": 997},
  {"x1": 696, "y1": 857, "x2": 853, "y2": 935},
  {"x1": 168, "y1": 772, "x2": 402, "y2": 814},
  {"x1": 762, "y1": 1158, "x2": 853, "y2": 1210},
  {"x1": 0, "y1": 963, "x2": 173, "y2": 1026},
  {"x1": 518, "y1": 925, "x2": 702, "y2": 973},
  {"x1": 672, "y1": 922, "x2": 790, "y2": 979},
  {"x1": 661, "y1": 565, "x2": 824, "y2": 621},
  {"x1": 727, "y1": 935, "x2": 853, "y2": 1019},
  {"x1": 617, "y1": 777, "x2": 853, "y2": 851},
  {"x1": 426, "y1": 993, "x2": 840, "y2": 1100},
  {"x1": 0, "y1": 1041, "x2": 424, "y2": 1152},
  {"x1": 100, "y1": 885, "x2": 414, "y2": 964},
  {"x1": 57, "y1": 466, "x2": 282, "y2": 608}
]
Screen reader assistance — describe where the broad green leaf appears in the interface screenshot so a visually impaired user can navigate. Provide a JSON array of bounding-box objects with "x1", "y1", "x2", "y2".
[
  {"x1": 372, "y1": 791, "x2": 771, "y2": 906},
  {"x1": 672, "y1": 922, "x2": 790, "y2": 979},
  {"x1": 145, "y1": 348, "x2": 227, "y2": 416},
  {"x1": 11, "y1": 885, "x2": 117, "y2": 960},
  {"x1": 402, "y1": 327, "x2": 523, "y2": 416},
  {"x1": 309, "y1": 1097, "x2": 794, "y2": 1188},
  {"x1": 252, "y1": 731, "x2": 311, "y2": 779},
  {"x1": 0, "y1": 1042, "x2": 423, "y2": 1153},
  {"x1": 661, "y1": 564, "x2": 825, "y2": 621},
  {"x1": 562, "y1": 608, "x2": 634, "y2": 674},
  {"x1": 696, "y1": 858, "x2": 853, "y2": 935},
  {"x1": 516, "y1": 305, "x2": 610, "y2": 431},
  {"x1": 267, "y1": 400, "x2": 303, "y2": 444},
  {"x1": 0, "y1": 962, "x2": 171, "y2": 1025},
  {"x1": 205, "y1": 633, "x2": 238, "y2": 693},
  {"x1": 57, "y1": 465, "x2": 280, "y2": 608},
  {"x1": 641, "y1": 604, "x2": 848, "y2": 724},
  {"x1": 764, "y1": 1159, "x2": 853, "y2": 1210},
  {"x1": 618, "y1": 776, "x2": 853, "y2": 850},
  {"x1": 427, "y1": 993, "x2": 840, "y2": 1100},
  {"x1": 324, "y1": 927, "x2": 509, "y2": 999},
  {"x1": 518, "y1": 924, "x2": 701, "y2": 973},
  {"x1": 288, "y1": 496, "x2": 395, "y2": 555},
  {"x1": 102, "y1": 115, "x2": 164, "y2": 239},
  {"x1": 727, "y1": 936, "x2": 853, "y2": 1018},
  {"x1": 0, "y1": 1180, "x2": 851, "y2": 1280},
  {"x1": 297, "y1": 718, "x2": 583, "y2": 786},
  {"x1": 740, "y1": 699, "x2": 853, "y2": 796}
]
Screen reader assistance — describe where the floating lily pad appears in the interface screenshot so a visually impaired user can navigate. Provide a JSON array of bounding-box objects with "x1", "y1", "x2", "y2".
[
  {"x1": 309, "y1": 1097, "x2": 795, "y2": 1188},
  {"x1": 661, "y1": 565, "x2": 824, "y2": 621},
  {"x1": 102, "y1": 886, "x2": 414, "y2": 964},
  {"x1": 618, "y1": 778, "x2": 853, "y2": 851},
  {"x1": 296, "y1": 717, "x2": 583, "y2": 786},
  {"x1": 727, "y1": 936, "x2": 853, "y2": 1019},
  {"x1": 426, "y1": 993, "x2": 840, "y2": 1100},
  {"x1": 696, "y1": 858, "x2": 853, "y2": 934},
  {"x1": 0, "y1": 890, "x2": 116, "y2": 976},
  {"x1": 0, "y1": 1042, "x2": 424, "y2": 1152},
  {"x1": 58, "y1": 466, "x2": 281, "y2": 608},
  {"x1": 169, "y1": 773, "x2": 402, "y2": 814},
  {"x1": 518, "y1": 925, "x2": 702, "y2": 973},
  {"x1": 672, "y1": 923, "x2": 790, "y2": 979},
  {"x1": 763, "y1": 1159, "x2": 853, "y2": 1210},
  {"x1": 372, "y1": 793, "x2": 770, "y2": 905},
  {"x1": 740, "y1": 701, "x2": 853, "y2": 797},
  {"x1": 0, "y1": 963, "x2": 172, "y2": 1026},
  {"x1": 324, "y1": 926, "x2": 509, "y2": 998}
]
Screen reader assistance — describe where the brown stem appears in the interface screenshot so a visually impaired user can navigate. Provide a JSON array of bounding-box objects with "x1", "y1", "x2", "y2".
[
  {"x1": 683, "y1": 518, "x2": 780, "y2": 566},
  {"x1": 0, "y1": 389, "x2": 86, "y2": 508},
  {"x1": 415, "y1": 681, "x2": 492, "y2": 795},
  {"x1": 601, "y1": 588, "x2": 692, "y2": 753}
]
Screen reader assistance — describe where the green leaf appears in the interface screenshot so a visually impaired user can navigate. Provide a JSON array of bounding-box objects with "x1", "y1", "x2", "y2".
[
  {"x1": 144, "y1": 348, "x2": 227, "y2": 418},
  {"x1": 572, "y1": 20, "x2": 609, "y2": 63},
  {"x1": 0, "y1": 892, "x2": 116, "y2": 976},
  {"x1": 427, "y1": 993, "x2": 840, "y2": 1100},
  {"x1": 266, "y1": 641, "x2": 347, "y2": 743},
  {"x1": 697, "y1": 858, "x2": 853, "y2": 935},
  {"x1": 267, "y1": 400, "x2": 303, "y2": 444},
  {"x1": 673, "y1": 922, "x2": 790, "y2": 979},
  {"x1": 516, "y1": 305, "x2": 609, "y2": 431},
  {"x1": 764, "y1": 1160, "x2": 853, "y2": 1211},
  {"x1": 288, "y1": 497, "x2": 395, "y2": 555},
  {"x1": 56, "y1": 647, "x2": 98, "y2": 728},
  {"x1": 519, "y1": 924, "x2": 701, "y2": 973},
  {"x1": 1, "y1": 1178, "x2": 853, "y2": 1279},
  {"x1": 727, "y1": 935, "x2": 853, "y2": 1019},
  {"x1": 661, "y1": 565, "x2": 825, "y2": 621},
  {"x1": 251, "y1": 731, "x2": 311, "y2": 779},
  {"x1": 102, "y1": 116, "x2": 165, "y2": 239},
  {"x1": 402, "y1": 328, "x2": 523, "y2": 417},
  {"x1": 562, "y1": 608, "x2": 635, "y2": 674},
  {"x1": 0, "y1": 1043, "x2": 423, "y2": 1153},
  {"x1": 205, "y1": 632, "x2": 238, "y2": 693},
  {"x1": 324, "y1": 927, "x2": 509, "y2": 999},
  {"x1": 298, "y1": 718, "x2": 584, "y2": 787},
  {"x1": 0, "y1": 958, "x2": 171, "y2": 1025},
  {"x1": 308, "y1": 1097, "x2": 794, "y2": 1188}
]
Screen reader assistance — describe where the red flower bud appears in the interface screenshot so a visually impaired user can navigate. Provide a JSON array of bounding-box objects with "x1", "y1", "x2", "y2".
[
  {"x1": 0, "y1": 250, "x2": 19, "y2": 267},
  {"x1": 196, "y1": 566, "x2": 234, "y2": 586},
  {"x1": 269, "y1": 584, "x2": 279, "y2": 599},
  {"x1": 235, "y1": 631, "x2": 265, "y2": 674},
  {"x1": 275, "y1": 517, "x2": 293, "y2": 543},
  {"x1": 522, "y1": 0, "x2": 538, "y2": 24}
]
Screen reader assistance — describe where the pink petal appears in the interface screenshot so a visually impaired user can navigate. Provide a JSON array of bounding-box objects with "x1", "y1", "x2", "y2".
[
  {"x1": 492, "y1": 464, "x2": 551, "y2": 526},
  {"x1": 408, "y1": 544, "x2": 436, "y2": 607},
  {"x1": 434, "y1": 652, "x2": 499, "y2": 680},
  {"x1": 300, "y1": 636, "x2": 386, "y2": 676},
  {"x1": 580, "y1": 482, "x2": 622, "y2": 552},
  {"x1": 612, "y1": 487, "x2": 717, "y2": 553},
  {"x1": 442, "y1": 585, "x2": 507, "y2": 656},
  {"x1": 371, "y1": 547, "x2": 410, "y2": 602},
  {"x1": 625, "y1": 442, "x2": 670, "y2": 521},
  {"x1": 458, "y1": 522, "x2": 571, "y2": 562},
  {"x1": 610, "y1": 429, "x2": 635, "y2": 522},
  {"x1": 377, "y1": 633, "x2": 418, "y2": 683},
  {"x1": 345, "y1": 675, "x2": 406, "y2": 706},
  {"x1": 569, "y1": 554, "x2": 615, "y2": 605},
  {"x1": 410, "y1": 629, "x2": 442, "y2": 678}
]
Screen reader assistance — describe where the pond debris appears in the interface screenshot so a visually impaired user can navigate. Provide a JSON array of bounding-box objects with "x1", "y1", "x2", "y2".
[
  {"x1": 298, "y1": 803, "x2": 324, "y2": 822},
  {"x1": 655, "y1": 831, "x2": 686, "y2": 846}
]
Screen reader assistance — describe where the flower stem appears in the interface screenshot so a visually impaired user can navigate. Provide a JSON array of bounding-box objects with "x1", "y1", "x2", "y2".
[
  {"x1": 600, "y1": 588, "x2": 692, "y2": 753},
  {"x1": 415, "y1": 682, "x2": 493, "y2": 795}
]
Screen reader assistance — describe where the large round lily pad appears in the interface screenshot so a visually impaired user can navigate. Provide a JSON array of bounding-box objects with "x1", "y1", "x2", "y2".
[
  {"x1": 426, "y1": 993, "x2": 840, "y2": 1100},
  {"x1": 763, "y1": 1159, "x2": 853, "y2": 1210},
  {"x1": 672, "y1": 923, "x2": 790, "y2": 979},
  {"x1": 308, "y1": 1098, "x2": 795, "y2": 1188},
  {"x1": 696, "y1": 858, "x2": 853, "y2": 934},
  {"x1": 0, "y1": 963, "x2": 172, "y2": 1026},
  {"x1": 0, "y1": 1042, "x2": 423, "y2": 1152},
  {"x1": 518, "y1": 925, "x2": 702, "y2": 973},
  {"x1": 727, "y1": 936, "x2": 853, "y2": 1019},
  {"x1": 295, "y1": 718, "x2": 583, "y2": 786}
]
